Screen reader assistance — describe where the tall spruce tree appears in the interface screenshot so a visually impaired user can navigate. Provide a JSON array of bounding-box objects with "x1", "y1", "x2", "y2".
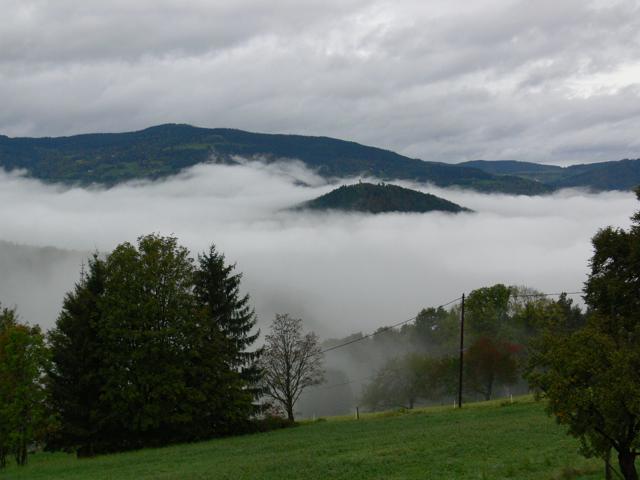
[
  {"x1": 47, "y1": 255, "x2": 106, "y2": 456},
  {"x1": 194, "y1": 245, "x2": 262, "y2": 400}
]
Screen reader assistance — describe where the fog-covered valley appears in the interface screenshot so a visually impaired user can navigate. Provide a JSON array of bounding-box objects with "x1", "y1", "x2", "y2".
[{"x1": 0, "y1": 160, "x2": 635, "y2": 337}]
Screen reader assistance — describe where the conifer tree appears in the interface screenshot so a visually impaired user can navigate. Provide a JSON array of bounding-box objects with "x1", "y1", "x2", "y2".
[
  {"x1": 48, "y1": 235, "x2": 263, "y2": 453},
  {"x1": 47, "y1": 255, "x2": 106, "y2": 456},
  {"x1": 194, "y1": 245, "x2": 262, "y2": 399}
]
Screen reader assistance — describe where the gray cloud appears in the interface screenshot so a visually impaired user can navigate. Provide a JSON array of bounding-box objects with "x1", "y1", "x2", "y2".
[
  {"x1": 1, "y1": 0, "x2": 639, "y2": 163},
  {"x1": 0, "y1": 162, "x2": 636, "y2": 337}
]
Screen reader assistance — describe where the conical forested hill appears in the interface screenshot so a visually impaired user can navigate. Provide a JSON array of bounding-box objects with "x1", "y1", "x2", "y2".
[{"x1": 297, "y1": 183, "x2": 470, "y2": 214}]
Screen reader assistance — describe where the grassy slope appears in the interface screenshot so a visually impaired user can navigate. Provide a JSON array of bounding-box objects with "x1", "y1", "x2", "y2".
[{"x1": 2, "y1": 398, "x2": 602, "y2": 480}]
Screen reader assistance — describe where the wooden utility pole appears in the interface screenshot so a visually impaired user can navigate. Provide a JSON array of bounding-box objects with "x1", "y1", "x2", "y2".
[{"x1": 458, "y1": 293, "x2": 465, "y2": 409}]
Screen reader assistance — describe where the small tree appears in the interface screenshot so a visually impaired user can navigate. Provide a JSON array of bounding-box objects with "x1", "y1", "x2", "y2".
[
  {"x1": 0, "y1": 306, "x2": 49, "y2": 467},
  {"x1": 260, "y1": 314, "x2": 324, "y2": 421},
  {"x1": 465, "y1": 284, "x2": 512, "y2": 339},
  {"x1": 409, "y1": 307, "x2": 459, "y2": 355},
  {"x1": 0, "y1": 303, "x2": 17, "y2": 468},
  {"x1": 361, "y1": 353, "x2": 455, "y2": 411},
  {"x1": 464, "y1": 336, "x2": 520, "y2": 401}
]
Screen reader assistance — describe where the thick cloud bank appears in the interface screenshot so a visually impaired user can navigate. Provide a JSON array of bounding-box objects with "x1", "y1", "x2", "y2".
[{"x1": 0, "y1": 162, "x2": 636, "y2": 335}]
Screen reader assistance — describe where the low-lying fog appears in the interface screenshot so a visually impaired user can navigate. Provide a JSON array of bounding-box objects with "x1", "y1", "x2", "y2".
[{"x1": 0, "y1": 160, "x2": 636, "y2": 337}]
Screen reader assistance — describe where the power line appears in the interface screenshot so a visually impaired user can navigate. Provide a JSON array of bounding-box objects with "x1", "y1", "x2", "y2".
[
  {"x1": 316, "y1": 289, "x2": 583, "y2": 390},
  {"x1": 320, "y1": 290, "x2": 581, "y2": 355},
  {"x1": 512, "y1": 291, "x2": 582, "y2": 298},
  {"x1": 320, "y1": 295, "x2": 463, "y2": 354},
  {"x1": 317, "y1": 376, "x2": 375, "y2": 390}
]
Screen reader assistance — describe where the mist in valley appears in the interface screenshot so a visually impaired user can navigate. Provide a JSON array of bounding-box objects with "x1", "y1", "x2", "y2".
[
  {"x1": 1, "y1": 160, "x2": 635, "y2": 332},
  {"x1": 0, "y1": 161, "x2": 637, "y2": 416}
]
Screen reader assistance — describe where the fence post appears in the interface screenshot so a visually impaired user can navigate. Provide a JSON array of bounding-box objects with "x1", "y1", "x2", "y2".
[{"x1": 458, "y1": 293, "x2": 465, "y2": 409}]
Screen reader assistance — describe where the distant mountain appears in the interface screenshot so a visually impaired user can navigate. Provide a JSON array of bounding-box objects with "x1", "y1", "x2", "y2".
[
  {"x1": 551, "y1": 159, "x2": 640, "y2": 191},
  {"x1": 2, "y1": 124, "x2": 636, "y2": 193},
  {"x1": 460, "y1": 159, "x2": 640, "y2": 192},
  {"x1": 0, "y1": 124, "x2": 549, "y2": 195},
  {"x1": 297, "y1": 183, "x2": 470, "y2": 214},
  {"x1": 459, "y1": 160, "x2": 565, "y2": 184}
]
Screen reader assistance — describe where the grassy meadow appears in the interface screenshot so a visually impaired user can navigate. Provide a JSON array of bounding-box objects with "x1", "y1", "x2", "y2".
[{"x1": 1, "y1": 397, "x2": 604, "y2": 480}]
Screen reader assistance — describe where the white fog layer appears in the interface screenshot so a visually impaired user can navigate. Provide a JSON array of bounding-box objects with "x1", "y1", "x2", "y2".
[{"x1": 0, "y1": 162, "x2": 636, "y2": 335}]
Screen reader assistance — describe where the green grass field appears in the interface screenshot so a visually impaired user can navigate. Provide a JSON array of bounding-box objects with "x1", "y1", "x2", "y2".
[{"x1": 1, "y1": 397, "x2": 605, "y2": 480}]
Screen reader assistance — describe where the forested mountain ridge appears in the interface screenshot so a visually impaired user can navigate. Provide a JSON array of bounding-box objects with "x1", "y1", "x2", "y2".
[
  {"x1": 460, "y1": 158, "x2": 640, "y2": 191},
  {"x1": 0, "y1": 124, "x2": 548, "y2": 194},
  {"x1": 2, "y1": 123, "x2": 635, "y2": 193},
  {"x1": 297, "y1": 183, "x2": 469, "y2": 214}
]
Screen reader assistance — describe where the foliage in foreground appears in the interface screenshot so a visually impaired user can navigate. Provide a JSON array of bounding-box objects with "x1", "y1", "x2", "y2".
[
  {"x1": 528, "y1": 188, "x2": 640, "y2": 480},
  {"x1": 46, "y1": 234, "x2": 261, "y2": 457},
  {"x1": 0, "y1": 304, "x2": 49, "y2": 467}
]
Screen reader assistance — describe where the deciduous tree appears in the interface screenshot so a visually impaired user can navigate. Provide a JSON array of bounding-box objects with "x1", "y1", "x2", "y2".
[
  {"x1": 97, "y1": 235, "x2": 196, "y2": 448},
  {"x1": 260, "y1": 314, "x2": 324, "y2": 421},
  {"x1": 361, "y1": 353, "x2": 456, "y2": 410},
  {"x1": 464, "y1": 336, "x2": 520, "y2": 401},
  {"x1": 0, "y1": 306, "x2": 49, "y2": 467},
  {"x1": 528, "y1": 188, "x2": 640, "y2": 480}
]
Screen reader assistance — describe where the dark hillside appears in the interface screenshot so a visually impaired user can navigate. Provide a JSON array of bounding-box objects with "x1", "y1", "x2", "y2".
[
  {"x1": 459, "y1": 158, "x2": 640, "y2": 191},
  {"x1": 0, "y1": 124, "x2": 549, "y2": 194},
  {"x1": 552, "y1": 159, "x2": 640, "y2": 191},
  {"x1": 298, "y1": 183, "x2": 469, "y2": 214}
]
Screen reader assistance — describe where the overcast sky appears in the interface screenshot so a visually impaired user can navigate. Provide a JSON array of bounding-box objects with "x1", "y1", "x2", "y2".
[{"x1": 1, "y1": 0, "x2": 639, "y2": 164}]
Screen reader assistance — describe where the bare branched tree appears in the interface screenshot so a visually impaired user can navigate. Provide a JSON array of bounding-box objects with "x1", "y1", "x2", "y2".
[{"x1": 260, "y1": 314, "x2": 324, "y2": 421}]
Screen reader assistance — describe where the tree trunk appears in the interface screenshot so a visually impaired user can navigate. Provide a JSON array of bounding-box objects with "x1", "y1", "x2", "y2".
[
  {"x1": 618, "y1": 451, "x2": 638, "y2": 480},
  {"x1": 77, "y1": 443, "x2": 95, "y2": 458},
  {"x1": 604, "y1": 447, "x2": 613, "y2": 480},
  {"x1": 15, "y1": 441, "x2": 27, "y2": 466},
  {"x1": 286, "y1": 402, "x2": 295, "y2": 422},
  {"x1": 484, "y1": 376, "x2": 493, "y2": 401}
]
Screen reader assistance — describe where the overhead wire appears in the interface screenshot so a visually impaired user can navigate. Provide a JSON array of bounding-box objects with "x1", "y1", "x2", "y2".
[
  {"x1": 316, "y1": 289, "x2": 583, "y2": 390},
  {"x1": 320, "y1": 295, "x2": 462, "y2": 354}
]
